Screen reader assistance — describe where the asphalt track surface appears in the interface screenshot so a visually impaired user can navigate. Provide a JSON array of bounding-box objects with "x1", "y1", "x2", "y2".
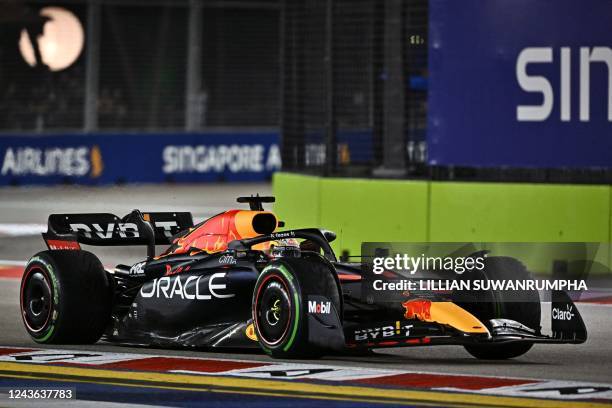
[{"x1": 0, "y1": 184, "x2": 611, "y2": 406}]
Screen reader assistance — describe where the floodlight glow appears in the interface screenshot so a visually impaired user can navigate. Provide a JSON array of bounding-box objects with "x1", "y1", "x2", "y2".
[{"x1": 18, "y1": 7, "x2": 84, "y2": 72}]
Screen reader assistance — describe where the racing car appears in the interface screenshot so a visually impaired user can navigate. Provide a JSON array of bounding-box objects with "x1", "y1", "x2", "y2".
[{"x1": 20, "y1": 196, "x2": 587, "y2": 359}]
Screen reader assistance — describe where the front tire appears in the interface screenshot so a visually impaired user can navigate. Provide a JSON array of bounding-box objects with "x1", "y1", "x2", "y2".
[
  {"x1": 457, "y1": 256, "x2": 540, "y2": 359},
  {"x1": 252, "y1": 255, "x2": 341, "y2": 359},
  {"x1": 20, "y1": 250, "x2": 112, "y2": 344}
]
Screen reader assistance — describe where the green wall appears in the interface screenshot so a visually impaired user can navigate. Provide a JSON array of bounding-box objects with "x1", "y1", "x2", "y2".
[
  {"x1": 318, "y1": 178, "x2": 429, "y2": 252},
  {"x1": 272, "y1": 173, "x2": 321, "y2": 230},
  {"x1": 429, "y1": 182, "x2": 610, "y2": 242},
  {"x1": 273, "y1": 172, "x2": 612, "y2": 259}
]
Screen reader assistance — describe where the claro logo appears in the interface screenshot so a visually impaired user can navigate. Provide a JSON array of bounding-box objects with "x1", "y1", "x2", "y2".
[
  {"x1": 552, "y1": 304, "x2": 575, "y2": 321},
  {"x1": 140, "y1": 273, "x2": 234, "y2": 300},
  {"x1": 516, "y1": 46, "x2": 612, "y2": 122}
]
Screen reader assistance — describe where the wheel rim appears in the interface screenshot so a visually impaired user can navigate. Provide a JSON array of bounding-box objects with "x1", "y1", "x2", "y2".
[
  {"x1": 266, "y1": 299, "x2": 283, "y2": 326},
  {"x1": 22, "y1": 267, "x2": 52, "y2": 333},
  {"x1": 255, "y1": 276, "x2": 291, "y2": 346}
]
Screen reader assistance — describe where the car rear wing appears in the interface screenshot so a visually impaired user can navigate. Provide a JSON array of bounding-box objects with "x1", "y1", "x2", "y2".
[{"x1": 42, "y1": 210, "x2": 194, "y2": 258}]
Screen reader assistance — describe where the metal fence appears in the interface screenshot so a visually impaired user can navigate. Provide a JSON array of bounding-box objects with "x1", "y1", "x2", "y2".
[
  {"x1": 0, "y1": 0, "x2": 280, "y2": 133},
  {"x1": 1, "y1": 0, "x2": 609, "y2": 184},
  {"x1": 279, "y1": 0, "x2": 611, "y2": 184},
  {"x1": 280, "y1": 0, "x2": 428, "y2": 178}
]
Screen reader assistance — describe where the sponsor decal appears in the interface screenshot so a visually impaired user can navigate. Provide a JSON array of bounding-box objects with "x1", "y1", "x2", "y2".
[
  {"x1": 271, "y1": 231, "x2": 295, "y2": 239},
  {"x1": 139, "y1": 273, "x2": 234, "y2": 300},
  {"x1": 308, "y1": 300, "x2": 331, "y2": 314},
  {"x1": 165, "y1": 264, "x2": 186, "y2": 276},
  {"x1": 219, "y1": 255, "x2": 236, "y2": 265},
  {"x1": 89, "y1": 145, "x2": 104, "y2": 178},
  {"x1": 0, "y1": 132, "x2": 279, "y2": 185},
  {"x1": 354, "y1": 321, "x2": 414, "y2": 341},
  {"x1": 552, "y1": 304, "x2": 575, "y2": 321},
  {"x1": 305, "y1": 143, "x2": 326, "y2": 166},
  {"x1": 46, "y1": 239, "x2": 80, "y2": 250},
  {"x1": 1, "y1": 145, "x2": 104, "y2": 178},
  {"x1": 162, "y1": 144, "x2": 281, "y2": 174},
  {"x1": 154, "y1": 221, "x2": 180, "y2": 238},
  {"x1": 129, "y1": 262, "x2": 146, "y2": 276},
  {"x1": 69, "y1": 220, "x2": 178, "y2": 239},
  {"x1": 245, "y1": 323, "x2": 258, "y2": 341},
  {"x1": 516, "y1": 46, "x2": 612, "y2": 122},
  {"x1": 70, "y1": 222, "x2": 138, "y2": 239},
  {"x1": 402, "y1": 299, "x2": 432, "y2": 321}
]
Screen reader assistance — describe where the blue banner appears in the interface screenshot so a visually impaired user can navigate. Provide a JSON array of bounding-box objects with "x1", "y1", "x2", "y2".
[
  {"x1": 0, "y1": 132, "x2": 280, "y2": 185},
  {"x1": 427, "y1": 0, "x2": 612, "y2": 169}
]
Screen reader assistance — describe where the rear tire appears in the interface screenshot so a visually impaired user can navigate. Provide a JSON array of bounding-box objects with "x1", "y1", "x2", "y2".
[
  {"x1": 456, "y1": 256, "x2": 540, "y2": 359},
  {"x1": 20, "y1": 250, "x2": 112, "y2": 344},
  {"x1": 252, "y1": 254, "x2": 341, "y2": 359}
]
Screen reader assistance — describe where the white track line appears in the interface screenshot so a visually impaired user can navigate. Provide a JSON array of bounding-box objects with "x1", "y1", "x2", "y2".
[
  {"x1": 0, "y1": 345, "x2": 609, "y2": 386},
  {"x1": 0, "y1": 224, "x2": 46, "y2": 237},
  {"x1": 0, "y1": 260, "x2": 27, "y2": 266},
  {"x1": 1, "y1": 400, "x2": 165, "y2": 408}
]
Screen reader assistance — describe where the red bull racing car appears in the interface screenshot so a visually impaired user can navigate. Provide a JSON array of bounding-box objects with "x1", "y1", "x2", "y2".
[{"x1": 20, "y1": 196, "x2": 587, "y2": 359}]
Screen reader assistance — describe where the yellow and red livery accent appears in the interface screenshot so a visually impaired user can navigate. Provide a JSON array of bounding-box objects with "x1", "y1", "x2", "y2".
[
  {"x1": 245, "y1": 323, "x2": 258, "y2": 341},
  {"x1": 402, "y1": 299, "x2": 489, "y2": 335},
  {"x1": 159, "y1": 210, "x2": 279, "y2": 258},
  {"x1": 45, "y1": 239, "x2": 81, "y2": 251}
]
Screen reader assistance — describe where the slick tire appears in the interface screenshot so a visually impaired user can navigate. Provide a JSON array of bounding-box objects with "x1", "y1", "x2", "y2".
[
  {"x1": 252, "y1": 254, "x2": 341, "y2": 359},
  {"x1": 456, "y1": 256, "x2": 540, "y2": 359},
  {"x1": 20, "y1": 250, "x2": 112, "y2": 344}
]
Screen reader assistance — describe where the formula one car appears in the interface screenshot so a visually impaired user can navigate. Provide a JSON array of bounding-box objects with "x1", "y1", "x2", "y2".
[{"x1": 20, "y1": 196, "x2": 587, "y2": 359}]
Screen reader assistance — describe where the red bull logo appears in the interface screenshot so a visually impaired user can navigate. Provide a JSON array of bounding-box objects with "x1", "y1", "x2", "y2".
[{"x1": 402, "y1": 299, "x2": 432, "y2": 321}]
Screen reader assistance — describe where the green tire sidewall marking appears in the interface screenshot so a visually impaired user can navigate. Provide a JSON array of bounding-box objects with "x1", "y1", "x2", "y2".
[
  {"x1": 260, "y1": 263, "x2": 301, "y2": 353},
  {"x1": 284, "y1": 292, "x2": 300, "y2": 352},
  {"x1": 494, "y1": 299, "x2": 502, "y2": 319},
  {"x1": 26, "y1": 255, "x2": 59, "y2": 342}
]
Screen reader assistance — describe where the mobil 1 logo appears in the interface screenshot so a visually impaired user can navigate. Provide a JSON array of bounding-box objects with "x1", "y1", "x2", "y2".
[{"x1": 307, "y1": 295, "x2": 339, "y2": 327}]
